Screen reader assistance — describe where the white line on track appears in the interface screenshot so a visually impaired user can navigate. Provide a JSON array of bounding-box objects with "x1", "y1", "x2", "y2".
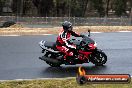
[
  {"x1": 118, "y1": 31, "x2": 131, "y2": 32},
  {"x1": 91, "y1": 32, "x2": 102, "y2": 33},
  {"x1": 41, "y1": 34, "x2": 53, "y2": 35},
  {"x1": 0, "y1": 35, "x2": 20, "y2": 36}
]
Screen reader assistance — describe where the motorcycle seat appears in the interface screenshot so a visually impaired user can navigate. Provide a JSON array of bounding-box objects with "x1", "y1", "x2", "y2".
[{"x1": 44, "y1": 41, "x2": 56, "y2": 49}]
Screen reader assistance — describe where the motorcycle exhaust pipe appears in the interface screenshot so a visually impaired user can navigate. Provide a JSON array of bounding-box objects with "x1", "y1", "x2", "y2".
[{"x1": 39, "y1": 56, "x2": 61, "y2": 64}]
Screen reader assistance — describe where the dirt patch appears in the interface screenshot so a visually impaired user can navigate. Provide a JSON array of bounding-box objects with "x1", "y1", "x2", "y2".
[{"x1": 0, "y1": 26, "x2": 132, "y2": 35}]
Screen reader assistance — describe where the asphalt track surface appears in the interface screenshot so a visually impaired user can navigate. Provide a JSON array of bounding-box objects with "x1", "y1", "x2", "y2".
[{"x1": 0, "y1": 32, "x2": 132, "y2": 80}]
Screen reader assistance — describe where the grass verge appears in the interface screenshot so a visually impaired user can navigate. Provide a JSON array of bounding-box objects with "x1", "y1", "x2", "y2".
[{"x1": 0, "y1": 78, "x2": 132, "y2": 88}]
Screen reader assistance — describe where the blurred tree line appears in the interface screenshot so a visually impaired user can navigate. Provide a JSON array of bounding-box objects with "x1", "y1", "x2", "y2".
[{"x1": 0, "y1": 0, "x2": 132, "y2": 17}]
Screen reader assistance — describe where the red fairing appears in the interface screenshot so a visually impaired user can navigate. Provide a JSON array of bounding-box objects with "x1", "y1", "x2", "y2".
[
  {"x1": 56, "y1": 46, "x2": 74, "y2": 59},
  {"x1": 79, "y1": 50, "x2": 92, "y2": 57},
  {"x1": 88, "y1": 43, "x2": 96, "y2": 50},
  {"x1": 56, "y1": 46, "x2": 69, "y2": 53}
]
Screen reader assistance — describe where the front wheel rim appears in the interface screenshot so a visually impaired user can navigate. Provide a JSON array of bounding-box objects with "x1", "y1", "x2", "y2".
[{"x1": 94, "y1": 52, "x2": 107, "y2": 64}]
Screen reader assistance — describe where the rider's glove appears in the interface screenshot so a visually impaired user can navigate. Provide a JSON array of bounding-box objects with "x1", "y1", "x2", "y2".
[{"x1": 80, "y1": 34, "x2": 85, "y2": 38}]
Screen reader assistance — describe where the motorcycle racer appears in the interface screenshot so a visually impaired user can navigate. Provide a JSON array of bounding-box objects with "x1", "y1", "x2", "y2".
[
  {"x1": 56, "y1": 21, "x2": 84, "y2": 60},
  {"x1": 39, "y1": 21, "x2": 107, "y2": 66}
]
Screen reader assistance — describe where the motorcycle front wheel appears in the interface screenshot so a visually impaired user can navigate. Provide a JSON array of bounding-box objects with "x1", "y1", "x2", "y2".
[{"x1": 90, "y1": 50, "x2": 107, "y2": 66}]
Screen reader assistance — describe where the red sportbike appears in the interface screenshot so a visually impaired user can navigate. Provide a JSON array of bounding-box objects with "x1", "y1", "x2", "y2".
[{"x1": 39, "y1": 31, "x2": 107, "y2": 67}]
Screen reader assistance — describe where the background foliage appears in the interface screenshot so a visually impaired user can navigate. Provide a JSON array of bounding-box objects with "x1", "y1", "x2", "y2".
[{"x1": 0, "y1": 0, "x2": 132, "y2": 17}]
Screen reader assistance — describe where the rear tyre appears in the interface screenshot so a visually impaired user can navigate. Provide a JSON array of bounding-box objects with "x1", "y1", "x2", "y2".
[
  {"x1": 46, "y1": 61, "x2": 61, "y2": 67},
  {"x1": 90, "y1": 51, "x2": 107, "y2": 66},
  {"x1": 42, "y1": 51, "x2": 62, "y2": 67}
]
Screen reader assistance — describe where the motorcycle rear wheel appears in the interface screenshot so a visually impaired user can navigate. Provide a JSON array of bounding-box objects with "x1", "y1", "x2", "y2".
[{"x1": 46, "y1": 61, "x2": 61, "y2": 67}]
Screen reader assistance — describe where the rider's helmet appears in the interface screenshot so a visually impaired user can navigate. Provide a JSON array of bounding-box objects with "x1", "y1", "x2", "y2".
[{"x1": 62, "y1": 21, "x2": 73, "y2": 32}]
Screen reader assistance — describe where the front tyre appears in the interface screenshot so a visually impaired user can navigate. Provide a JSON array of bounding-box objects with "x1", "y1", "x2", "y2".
[{"x1": 90, "y1": 51, "x2": 107, "y2": 66}]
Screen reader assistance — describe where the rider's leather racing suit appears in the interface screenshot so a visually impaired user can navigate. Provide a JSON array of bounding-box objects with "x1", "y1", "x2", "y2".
[{"x1": 56, "y1": 29, "x2": 81, "y2": 59}]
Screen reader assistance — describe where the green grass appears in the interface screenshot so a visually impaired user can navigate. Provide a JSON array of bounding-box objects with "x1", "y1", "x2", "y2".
[{"x1": 0, "y1": 78, "x2": 132, "y2": 88}]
